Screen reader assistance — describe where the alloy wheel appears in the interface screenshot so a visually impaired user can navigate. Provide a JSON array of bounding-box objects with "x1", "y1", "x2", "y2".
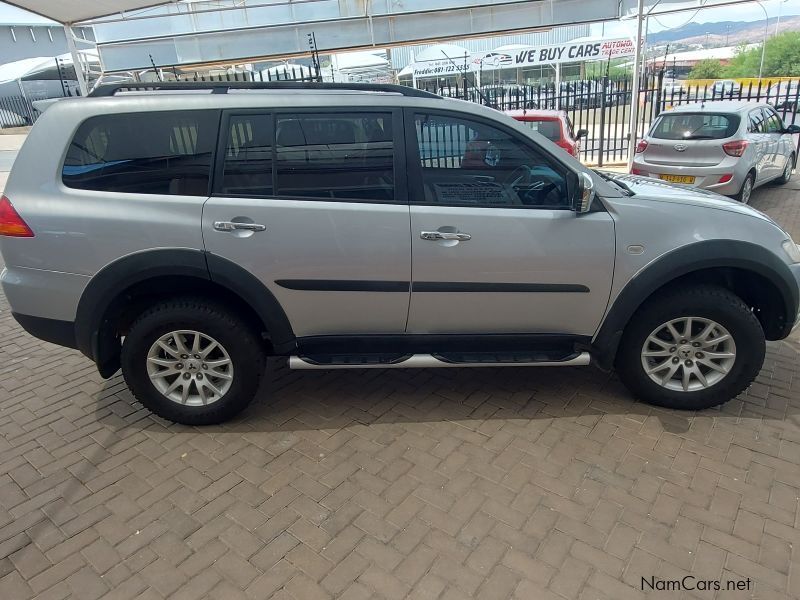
[
  {"x1": 640, "y1": 317, "x2": 736, "y2": 393},
  {"x1": 741, "y1": 177, "x2": 753, "y2": 204},
  {"x1": 146, "y1": 330, "x2": 234, "y2": 406}
]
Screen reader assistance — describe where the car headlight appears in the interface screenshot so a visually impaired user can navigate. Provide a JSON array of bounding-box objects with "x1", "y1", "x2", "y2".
[{"x1": 782, "y1": 239, "x2": 800, "y2": 263}]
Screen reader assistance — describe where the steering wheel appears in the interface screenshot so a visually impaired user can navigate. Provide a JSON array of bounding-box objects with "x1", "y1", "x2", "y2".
[
  {"x1": 505, "y1": 165, "x2": 532, "y2": 187},
  {"x1": 505, "y1": 165, "x2": 559, "y2": 205}
]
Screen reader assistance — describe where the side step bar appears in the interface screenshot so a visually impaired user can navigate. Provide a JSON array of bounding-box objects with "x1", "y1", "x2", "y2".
[{"x1": 289, "y1": 352, "x2": 591, "y2": 370}]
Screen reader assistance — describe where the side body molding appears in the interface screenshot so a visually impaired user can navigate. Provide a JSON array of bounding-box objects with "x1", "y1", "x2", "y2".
[{"x1": 591, "y1": 239, "x2": 799, "y2": 370}]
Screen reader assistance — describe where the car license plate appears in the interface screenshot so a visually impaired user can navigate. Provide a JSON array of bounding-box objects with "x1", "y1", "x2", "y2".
[{"x1": 659, "y1": 174, "x2": 695, "y2": 184}]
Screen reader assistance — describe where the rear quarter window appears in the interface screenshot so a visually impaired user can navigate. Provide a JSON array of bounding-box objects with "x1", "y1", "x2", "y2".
[
  {"x1": 650, "y1": 113, "x2": 740, "y2": 140},
  {"x1": 62, "y1": 110, "x2": 218, "y2": 196}
]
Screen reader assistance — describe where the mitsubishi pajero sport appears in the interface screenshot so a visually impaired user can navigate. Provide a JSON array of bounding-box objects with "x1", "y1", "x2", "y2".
[{"x1": 2, "y1": 82, "x2": 799, "y2": 424}]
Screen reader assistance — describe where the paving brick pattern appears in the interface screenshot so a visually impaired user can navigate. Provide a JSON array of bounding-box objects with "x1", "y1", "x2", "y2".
[{"x1": 2, "y1": 183, "x2": 800, "y2": 599}]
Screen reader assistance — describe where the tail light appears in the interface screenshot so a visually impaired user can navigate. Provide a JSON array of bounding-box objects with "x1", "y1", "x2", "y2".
[
  {"x1": 0, "y1": 196, "x2": 34, "y2": 237},
  {"x1": 631, "y1": 168, "x2": 644, "y2": 175},
  {"x1": 718, "y1": 174, "x2": 733, "y2": 184},
  {"x1": 635, "y1": 139, "x2": 648, "y2": 153},
  {"x1": 723, "y1": 140, "x2": 748, "y2": 157}
]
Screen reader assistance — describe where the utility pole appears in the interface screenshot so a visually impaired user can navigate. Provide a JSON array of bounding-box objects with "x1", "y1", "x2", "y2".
[{"x1": 627, "y1": 0, "x2": 646, "y2": 171}]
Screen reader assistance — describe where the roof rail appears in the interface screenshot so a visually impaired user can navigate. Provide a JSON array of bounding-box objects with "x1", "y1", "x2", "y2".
[{"x1": 89, "y1": 80, "x2": 442, "y2": 99}]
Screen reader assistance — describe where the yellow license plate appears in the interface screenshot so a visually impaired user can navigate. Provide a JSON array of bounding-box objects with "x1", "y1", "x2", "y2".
[{"x1": 659, "y1": 174, "x2": 695, "y2": 184}]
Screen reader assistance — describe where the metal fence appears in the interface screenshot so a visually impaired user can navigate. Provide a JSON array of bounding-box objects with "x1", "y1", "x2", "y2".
[
  {"x1": 418, "y1": 73, "x2": 800, "y2": 166},
  {"x1": 0, "y1": 95, "x2": 41, "y2": 129},
  {"x1": 179, "y1": 66, "x2": 322, "y2": 83}
]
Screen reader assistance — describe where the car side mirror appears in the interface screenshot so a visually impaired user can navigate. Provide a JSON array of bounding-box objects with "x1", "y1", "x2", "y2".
[
  {"x1": 576, "y1": 129, "x2": 588, "y2": 139},
  {"x1": 783, "y1": 124, "x2": 800, "y2": 134},
  {"x1": 573, "y1": 172, "x2": 595, "y2": 214}
]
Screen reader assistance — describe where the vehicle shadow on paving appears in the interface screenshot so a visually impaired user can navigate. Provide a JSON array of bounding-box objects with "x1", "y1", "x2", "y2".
[{"x1": 94, "y1": 359, "x2": 707, "y2": 437}]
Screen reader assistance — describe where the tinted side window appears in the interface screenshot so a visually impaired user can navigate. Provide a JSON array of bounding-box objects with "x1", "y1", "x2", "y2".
[
  {"x1": 63, "y1": 111, "x2": 217, "y2": 196},
  {"x1": 220, "y1": 114, "x2": 274, "y2": 196},
  {"x1": 414, "y1": 113, "x2": 568, "y2": 209},
  {"x1": 275, "y1": 113, "x2": 394, "y2": 201},
  {"x1": 764, "y1": 108, "x2": 783, "y2": 133},
  {"x1": 749, "y1": 109, "x2": 766, "y2": 133}
]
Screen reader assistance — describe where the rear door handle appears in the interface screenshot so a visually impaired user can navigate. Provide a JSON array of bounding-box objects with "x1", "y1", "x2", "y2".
[
  {"x1": 420, "y1": 231, "x2": 471, "y2": 241},
  {"x1": 213, "y1": 221, "x2": 266, "y2": 232}
]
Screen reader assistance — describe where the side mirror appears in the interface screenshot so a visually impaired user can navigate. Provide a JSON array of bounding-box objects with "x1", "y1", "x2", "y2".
[
  {"x1": 576, "y1": 129, "x2": 588, "y2": 139},
  {"x1": 573, "y1": 172, "x2": 595, "y2": 214},
  {"x1": 784, "y1": 124, "x2": 800, "y2": 134}
]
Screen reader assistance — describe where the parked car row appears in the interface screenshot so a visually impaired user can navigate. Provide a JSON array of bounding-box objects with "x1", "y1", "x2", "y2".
[{"x1": 662, "y1": 79, "x2": 800, "y2": 113}]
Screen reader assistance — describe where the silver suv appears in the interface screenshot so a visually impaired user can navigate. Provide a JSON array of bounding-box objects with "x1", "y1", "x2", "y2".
[{"x1": 2, "y1": 82, "x2": 800, "y2": 425}]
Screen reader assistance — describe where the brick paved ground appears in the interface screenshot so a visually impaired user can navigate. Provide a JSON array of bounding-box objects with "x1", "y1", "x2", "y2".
[{"x1": 2, "y1": 181, "x2": 800, "y2": 600}]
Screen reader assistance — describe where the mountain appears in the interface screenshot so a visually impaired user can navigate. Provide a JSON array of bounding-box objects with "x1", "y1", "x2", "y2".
[{"x1": 648, "y1": 16, "x2": 800, "y2": 47}]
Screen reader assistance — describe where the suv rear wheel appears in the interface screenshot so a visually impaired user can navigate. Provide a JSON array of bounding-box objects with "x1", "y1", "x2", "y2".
[
  {"x1": 615, "y1": 285, "x2": 764, "y2": 410},
  {"x1": 121, "y1": 298, "x2": 265, "y2": 425}
]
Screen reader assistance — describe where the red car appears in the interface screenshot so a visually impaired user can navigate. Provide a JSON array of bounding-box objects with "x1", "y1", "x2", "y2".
[{"x1": 506, "y1": 109, "x2": 587, "y2": 159}]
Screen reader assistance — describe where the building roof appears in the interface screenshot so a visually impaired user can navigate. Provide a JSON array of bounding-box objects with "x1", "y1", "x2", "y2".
[
  {"x1": 646, "y1": 44, "x2": 760, "y2": 65},
  {"x1": 0, "y1": 50, "x2": 99, "y2": 84},
  {"x1": 2, "y1": 1, "x2": 176, "y2": 25}
]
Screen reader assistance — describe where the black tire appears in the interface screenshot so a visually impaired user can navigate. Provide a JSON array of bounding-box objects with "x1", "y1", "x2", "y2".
[
  {"x1": 733, "y1": 171, "x2": 755, "y2": 203},
  {"x1": 121, "y1": 297, "x2": 265, "y2": 425},
  {"x1": 615, "y1": 285, "x2": 765, "y2": 411},
  {"x1": 775, "y1": 154, "x2": 795, "y2": 185}
]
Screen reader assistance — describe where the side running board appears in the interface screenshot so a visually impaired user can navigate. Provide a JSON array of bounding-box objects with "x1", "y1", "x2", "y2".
[{"x1": 289, "y1": 352, "x2": 590, "y2": 370}]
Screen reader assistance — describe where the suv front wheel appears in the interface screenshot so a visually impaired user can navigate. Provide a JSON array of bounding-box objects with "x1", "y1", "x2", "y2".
[
  {"x1": 615, "y1": 285, "x2": 765, "y2": 410},
  {"x1": 121, "y1": 298, "x2": 266, "y2": 425}
]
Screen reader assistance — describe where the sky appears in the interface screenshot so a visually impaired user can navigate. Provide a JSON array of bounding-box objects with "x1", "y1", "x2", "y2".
[
  {"x1": 596, "y1": 0, "x2": 800, "y2": 38},
  {"x1": 0, "y1": 3, "x2": 53, "y2": 25}
]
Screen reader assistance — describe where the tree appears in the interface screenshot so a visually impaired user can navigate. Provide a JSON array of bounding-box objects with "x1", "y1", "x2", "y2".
[
  {"x1": 689, "y1": 59, "x2": 724, "y2": 80},
  {"x1": 725, "y1": 32, "x2": 800, "y2": 77}
]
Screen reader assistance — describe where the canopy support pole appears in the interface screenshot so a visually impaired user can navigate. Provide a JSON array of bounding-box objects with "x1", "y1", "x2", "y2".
[
  {"x1": 626, "y1": 0, "x2": 645, "y2": 171},
  {"x1": 555, "y1": 63, "x2": 561, "y2": 110},
  {"x1": 64, "y1": 25, "x2": 89, "y2": 96}
]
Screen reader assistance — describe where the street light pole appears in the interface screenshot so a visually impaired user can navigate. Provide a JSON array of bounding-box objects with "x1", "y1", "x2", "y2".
[
  {"x1": 627, "y1": 0, "x2": 646, "y2": 171},
  {"x1": 755, "y1": 0, "x2": 769, "y2": 79},
  {"x1": 776, "y1": 0, "x2": 787, "y2": 35}
]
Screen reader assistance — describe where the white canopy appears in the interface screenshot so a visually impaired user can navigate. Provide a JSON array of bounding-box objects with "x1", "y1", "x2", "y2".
[
  {"x1": 0, "y1": 51, "x2": 100, "y2": 84},
  {"x1": 3, "y1": 1, "x2": 176, "y2": 24}
]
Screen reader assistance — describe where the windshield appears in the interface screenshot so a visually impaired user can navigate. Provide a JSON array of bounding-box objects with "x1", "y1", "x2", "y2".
[
  {"x1": 650, "y1": 113, "x2": 740, "y2": 140},
  {"x1": 520, "y1": 119, "x2": 561, "y2": 141}
]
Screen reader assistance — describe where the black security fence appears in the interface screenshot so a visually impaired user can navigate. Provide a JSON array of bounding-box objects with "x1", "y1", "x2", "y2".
[
  {"x1": 0, "y1": 82, "x2": 82, "y2": 129},
  {"x1": 0, "y1": 95, "x2": 40, "y2": 128},
  {"x1": 178, "y1": 66, "x2": 322, "y2": 84},
  {"x1": 417, "y1": 73, "x2": 800, "y2": 166}
]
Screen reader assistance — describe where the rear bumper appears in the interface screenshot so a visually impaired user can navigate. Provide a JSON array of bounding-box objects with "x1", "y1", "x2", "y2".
[
  {"x1": 12, "y1": 312, "x2": 77, "y2": 349},
  {"x1": 630, "y1": 158, "x2": 747, "y2": 196}
]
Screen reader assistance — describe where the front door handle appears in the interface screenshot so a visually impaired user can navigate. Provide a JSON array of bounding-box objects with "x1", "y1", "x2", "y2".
[
  {"x1": 421, "y1": 231, "x2": 471, "y2": 241},
  {"x1": 213, "y1": 221, "x2": 266, "y2": 232}
]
